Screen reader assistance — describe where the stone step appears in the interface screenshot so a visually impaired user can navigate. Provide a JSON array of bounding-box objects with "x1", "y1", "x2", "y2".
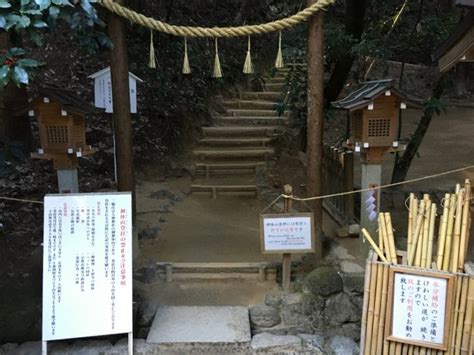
[
  {"x1": 223, "y1": 100, "x2": 278, "y2": 110},
  {"x1": 193, "y1": 147, "x2": 274, "y2": 160},
  {"x1": 265, "y1": 82, "x2": 285, "y2": 91},
  {"x1": 191, "y1": 184, "x2": 258, "y2": 198},
  {"x1": 202, "y1": 126, "x2": 279, "y2": 137},
  {"x1": 226, "y1": 109, "x2": 287, "y2": 117},
  {"x1": 155, "y1": 261, "x2": 277, "y2": 281},
  {"x1": 147, "y1": 306, "x2": 251, "y2": 344},
  {"x1": 195, "y1": 162, "x2": 265, "y2": 177},
  {"x1": 240, "y1": 91, "x2": 281, "y2": 101},
  {"x1": 199, "y1": 137, "x2": 272, "y2": 147},
  {"x1": 216, "y1": 116, "x2": 288, "y2": 126}
]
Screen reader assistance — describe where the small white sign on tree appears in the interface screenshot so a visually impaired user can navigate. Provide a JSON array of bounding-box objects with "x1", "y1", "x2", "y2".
[{"x1": 88, "y1": 67, "x2": 143, "y2": 114}]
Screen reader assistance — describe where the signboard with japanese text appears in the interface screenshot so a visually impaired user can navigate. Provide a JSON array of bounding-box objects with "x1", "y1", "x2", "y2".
[
  {"x1": 385, "y1": 267, "x2": 454, "y2": 350},
  {"x1": 42, "y1": 192, "x2": 133, "y2": 341},
  {"x1": 88, "y1": 67, "x2": 143, "y2": 114},
  {"x1": 260, "y1": 213, "x2": 314, "y2": 254}
]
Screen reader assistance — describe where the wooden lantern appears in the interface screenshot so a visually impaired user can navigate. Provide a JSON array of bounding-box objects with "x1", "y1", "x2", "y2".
[
  {"x1": 29, "y1": 87, "x2": 103, "y2": 170},
  {"x1": 332, "y1": 79, "x2": 422, "y2": 164}
]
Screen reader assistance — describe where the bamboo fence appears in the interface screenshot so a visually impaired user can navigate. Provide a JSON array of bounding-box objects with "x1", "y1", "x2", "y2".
[{"x1": 360, "y1": 179, "x2": 473, "y2": 355}]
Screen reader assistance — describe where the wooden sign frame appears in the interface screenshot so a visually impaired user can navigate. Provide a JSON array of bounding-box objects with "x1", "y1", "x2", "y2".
[
  {"x1": 384, "y1": 266, "x2": 455, "y2": 350},
  {"x1": 260, "y1": 213, "x2": 315, "y2": 254}
]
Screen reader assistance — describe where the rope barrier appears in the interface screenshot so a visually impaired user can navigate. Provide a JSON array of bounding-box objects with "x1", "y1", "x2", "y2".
[
  {"x1": 98, "y1": 0, "x2": 336, "y2": 38},
  {"x1": 2, "y1": 164, "x2": 474, "y2": 207},
  {"x1": 260, "y1": 164, "x2": 474, "y2": 214}
]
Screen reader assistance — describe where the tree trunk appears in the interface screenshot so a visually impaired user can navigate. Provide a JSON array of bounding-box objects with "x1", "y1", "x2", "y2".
[
  {"x1": 307, "y1": 4, "x2": 324, "y2": 261},
  {"x1": 108, "y1": 2, "x2": 136, "y2": 203},
  {"x1": 324, "y1": 0, "x2": 367, "y2": 105},
  {"x1": 391, "y1": 74, "x2": 448, "y2": 183}
]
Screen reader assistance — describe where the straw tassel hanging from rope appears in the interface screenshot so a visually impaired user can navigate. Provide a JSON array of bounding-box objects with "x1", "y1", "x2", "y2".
[
  {"x1": 212, "y1": 38, "x2": 222, "y2": 78},
  {"x1": 182, "y1": 37, "x2": 191, "y2": 74},
  {"x1": 243, "y1": 36, "x2": 254, "y2": 74},
  {"x1": 275, "y1": 31, "x2": 284, "y2": 69},
  {"x1": 148, "y1": 30, "x2": 157, "y2": 69}
]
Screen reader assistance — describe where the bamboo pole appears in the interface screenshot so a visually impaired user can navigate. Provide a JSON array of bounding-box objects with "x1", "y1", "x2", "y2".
[
  {"x1": 396, "y1": 342, "x2": 402, "y2": 354},
  {"x1": 469, "y1": 314, "x2": 474, "y2": 355},
  {"x1": 380, "y1": 213, "x2": 392, "y2": 261},
  {"x1": 437, "y1": 194, "x2": 450, "y2": 270},
  {"x1": 420, "y1": 347, "x2": 426, "y2": 355},
  {"x1": 408, "y1": 345, "x2": 414, "y2": 355},
  {"x1": 365, "y1": 262, "x2": 378, "y2": 355},
  {"x1": 402, "y1": 344, "x2": 408, "y2": 355},
  {"x1": 361, "y1": 228, "x2": 390, "y2": 263},
  {"x1": 443, "y1": 195, "x2": 456, "y2": 271},
  {"x1": 460, "y1": 277, "x2": 474, "y2": 354},
  {"x1": 408, "y1": 201, "x2": 426, "y2": 265},
  {"x1": 427, "y1": 204, "x2": 437, "y2": 268},
  {"x1": 360, "y1": 253, "x2": 373, "y2": 355},
  {"x1": 451, "y1": 277, "x2": 463, "y2": 353},
  {"x1": 385, "y1": 269, "x2": 396, "y2": 355},
  {"x1": 454, "y1": 277, "x2": 469, "y2": 355},
  {"x1": 385, "y1": 213, "x2": 398, "y2": 264},
  {"x1": 371, "y1": 264, "x2": 384, "y2": 355},
  {"x1": 458, "y1": 180, "x2": 471, "y2": 270},
  {"x1": 377, "y1": 264, "x2": 389, "y2": 355},
  {"x1": 378, "y1": 214, "x2": 385, "y2": 254},
  {"x1": 421, "y1": 201, "x2": 432, "y2": 268},
  {"x1": 389, "y1": 342, "x2": 396, "y2": 355},
  {"x1": 451, "y1": 190, "x2": 465, "y2": 273},
  {"x1": 409, "y1": 198, "x2": 419, "y2": 259}
]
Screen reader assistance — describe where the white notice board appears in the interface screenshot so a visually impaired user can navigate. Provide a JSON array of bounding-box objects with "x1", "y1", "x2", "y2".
[
  {"x1": 42, "y1": 192, "x2": 133, "y2": 341},
  {"x1": 260, "y1": 213, "x2": 314, "y2": 254},
  {"x1": 386, "y1": 267, "x2": 454, "y2": 350}
]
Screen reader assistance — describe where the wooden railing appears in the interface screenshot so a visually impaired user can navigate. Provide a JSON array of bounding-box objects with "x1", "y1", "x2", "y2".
[{"x1": 322, "y1": 145, "x2": 356, "y2": 226}]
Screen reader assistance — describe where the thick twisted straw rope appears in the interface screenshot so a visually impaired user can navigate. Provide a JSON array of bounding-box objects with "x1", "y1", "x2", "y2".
[{"x1": 98, "y1": 0, "x2": 336, "y2": 38}]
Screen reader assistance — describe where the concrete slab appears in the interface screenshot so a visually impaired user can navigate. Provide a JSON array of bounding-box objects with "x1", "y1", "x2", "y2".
[{"x1": 147, "y1": 306, "x2": 251, "y2": 344}]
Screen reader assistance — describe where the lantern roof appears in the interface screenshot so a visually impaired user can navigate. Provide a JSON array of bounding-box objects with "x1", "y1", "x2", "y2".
[
  {"x1": 331, "y1": 79, "x2": 422, "y2": 111},
  {"x1": 431, "y1": 9, "x2": 474, "y2": 72},
  {"x1": 15, "y1": 86, "x2": 104, "y2": 117}
]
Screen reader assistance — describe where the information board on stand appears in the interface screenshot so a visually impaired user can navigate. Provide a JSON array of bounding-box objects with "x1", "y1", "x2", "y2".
[
  {"x1": 42, "y1": 192, "x2": 133, "y2": 354},
  {"x1": 385, "y1": 267, "x2": 454, "y2": 350},
  {"x1": 260, "y1": 213, "x2": 314, "y2": 254}
]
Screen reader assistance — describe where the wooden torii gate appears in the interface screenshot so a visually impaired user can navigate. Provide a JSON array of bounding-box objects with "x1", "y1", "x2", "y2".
[{"x1": 107, "y1": 0, "x2": 324, "y2": 261}]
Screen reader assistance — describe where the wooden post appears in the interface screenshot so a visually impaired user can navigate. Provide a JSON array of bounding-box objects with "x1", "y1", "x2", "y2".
[
  {"x1": 343, "y1": 151, "x2": 355, "y2": 223},
  {"x1": 306, "y1": 1, "x2": 324, "y2": 262},
  {"x1": 108, "y1": 2, "x2": 136, "y2": 211},
  {"x1": 282, "y1": 184, "x2": 293, "y2": 292}
]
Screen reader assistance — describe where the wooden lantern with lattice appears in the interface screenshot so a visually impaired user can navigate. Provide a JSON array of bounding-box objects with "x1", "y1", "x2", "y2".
[
  {"x1": 29, "y1": 87, "x2": 103, "y2": 170},
  {"x1": 332, "y1": 79, "x2": 423, "y2": 164}
]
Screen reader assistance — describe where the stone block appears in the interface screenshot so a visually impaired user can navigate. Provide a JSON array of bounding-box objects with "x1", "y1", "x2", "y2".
[
  {"x1": 341, "y1": 272, "x2": 365, "y2": 295},
  {"x1": 250, "y1": 332, "x2": 302, "y2": 350},
  {"x1": 138, "y1": 301, "x2": 158, "y2": 327},
  {"x1": 298, "y1": 333, "x2": 325, "y2": 353},
  {"x1": 15, "y1": 341, "x2": 42, "y2": 355},
  {"x1": 324, "y1": 293, "x2": 361, "y2": 326},
  {"x1": 249, "y1": 304, "x2": 280, "y2": 328},
  {"x1": 0, "y1": 343, "x2": 18, "y2": 355},
  {"x1": 264, "y1": 293, "x2": 282, "y2": 308},
  {"x1": 328, "y1": 335, "x2": 359, "y2": 355},
  {"x1": 303, "y1": 266, "x2": 343, "y2": 297}
]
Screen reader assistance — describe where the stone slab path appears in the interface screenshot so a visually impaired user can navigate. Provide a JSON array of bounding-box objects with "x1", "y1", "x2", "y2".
[{"x1": 147, "y1": 306, "x2": 251, "y2": 344}]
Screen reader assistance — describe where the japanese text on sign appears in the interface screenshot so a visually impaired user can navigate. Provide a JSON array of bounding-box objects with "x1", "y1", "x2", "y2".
[
  {"x1": 42, "y1": 192, "x2": 132, "y2": 341},
  {"x1": 260, "y1": 213, "x2": 314, "y2": 253},
  {"x1": 391, "y1": 272, "x2": 448, "y2": 347}
]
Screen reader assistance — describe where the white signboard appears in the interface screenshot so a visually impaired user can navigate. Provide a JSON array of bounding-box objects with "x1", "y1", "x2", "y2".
[
  {"x1": 387, "y1": 269, "x2": 454, "y2": 350},
  {"x1": 42, "y1": 192, "x2": 133, "y2": 341},
  {"x1": 88, "y1": 67, "x2": 143, "y2": 114},
  {"x1": 260, "y1": 213, "x2": 314, "y2": 254}
]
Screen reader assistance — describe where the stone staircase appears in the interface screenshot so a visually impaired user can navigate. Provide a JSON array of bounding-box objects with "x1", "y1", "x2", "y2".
[{"x1": 191, "y1": 69, "x2": 290, "y2": 198}]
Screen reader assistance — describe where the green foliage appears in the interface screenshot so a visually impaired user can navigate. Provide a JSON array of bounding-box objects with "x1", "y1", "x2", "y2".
[
  {"x1": 0, "y1": 0, "x2": 109, "y2": 87},
  {"x1": 0, "y1": 47, "x2": 41, "y2": 86}
]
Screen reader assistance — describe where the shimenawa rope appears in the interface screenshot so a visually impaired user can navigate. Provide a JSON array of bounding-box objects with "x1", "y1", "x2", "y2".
[{"x1": 98, "y1": 0, "x2": 335, "y2": 38}]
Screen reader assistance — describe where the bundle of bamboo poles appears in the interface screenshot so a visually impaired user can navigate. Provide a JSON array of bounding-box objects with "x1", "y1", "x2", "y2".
[{"x1": 360, "y1": 179, "x2": 473, "y2": 355}]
